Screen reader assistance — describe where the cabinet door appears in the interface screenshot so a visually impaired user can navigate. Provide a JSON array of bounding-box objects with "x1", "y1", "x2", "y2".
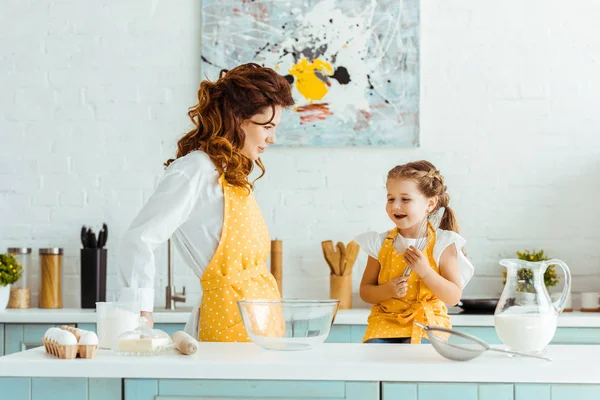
[
  {"x1": 154, "y1": 324, "x2": 186, "y2": 337},
  {"x1": 551, "y1": 328, "x2": 600, "y2": 344},
  {"x1": 452, "y1": 327, "x2": 501, "y2": 344},
  {"x1": 326, "y1": 325, "x2": 351, "y2": 343},
  {"x1": 326, "y1": 325, "x2": 367, "y2": 343},
  {"x1": 125, "y1": 380, "x2": 378, "y2": 400},
  {"x1": 452, "y1": 326, "x2": 600, "y2": 346},
  {"x1": 0, "y1": 324, "x2": 4, "y2": 356},
  {"x1": 383, "y1": 383, "x2": 513, "y2": 400},
  {"x1": 77, "y1": 323, "x2": 96, "y2": 333},
  {"x1": 4, "y1": 324, "x2": 75, "y2": 354},
  {"x1": 0, "y1": 377, "x2": 121, "y2": 400}
]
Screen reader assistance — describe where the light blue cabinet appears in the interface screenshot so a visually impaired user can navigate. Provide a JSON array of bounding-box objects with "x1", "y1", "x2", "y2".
[
  {"x1": 125, "y1": 379, "x2": 378, "y2": 400},
  {"x1": 3, "y1": 379, "x2": 600, "y2": 400},
  {"x1": 0, "y1": 324, "x2": 4, "y2": 356},
  {"x1": 382, "y1": 383, "x2": 600, "y2": 400},
  {"x1": 2, "y1": 323, "x2": 600, "y2": 355},
  {"x1": 4, "y1": 324, "x2": 76, "y2": 355},
  {"x1": 0, "y1": 378, "x2": 121, "y2": 400},
  {"x1": 327, "y1": 325, "x2": 600, "y2": 345},
  {"x1": 154, "y1": 324, "x2": 186, "y2": 336},
  {"x1": 326, "y1": 325, "x2": 367, "y2": 343},
  {"x1": 0, "y1": 323, "x2": 187, "y2": 356},
  {"x1": 443, "y1": 326, "x2": 600, "y2": 345}
]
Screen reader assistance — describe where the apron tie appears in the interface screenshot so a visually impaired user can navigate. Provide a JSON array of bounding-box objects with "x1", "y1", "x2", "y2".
[
  {"x1": 201, "y1": 263, "x2": 264, "y2": 291},
  {"x1": 396, "y1": 299, "x2": 438, "y2": 344}
]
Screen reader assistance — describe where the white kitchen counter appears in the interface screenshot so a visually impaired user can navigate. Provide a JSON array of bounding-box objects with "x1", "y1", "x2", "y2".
[
  {"x1": 0, "y1": 343, "x2": 598, "y2": 384},
  {"x1": 1, "y1": 307, "x2": 599, "y2": 327}
]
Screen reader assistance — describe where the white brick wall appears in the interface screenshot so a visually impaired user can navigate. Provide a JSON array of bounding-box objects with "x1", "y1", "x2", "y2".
[{"x1": 1, "y1": 0, "x2": 599, "y2": 310}]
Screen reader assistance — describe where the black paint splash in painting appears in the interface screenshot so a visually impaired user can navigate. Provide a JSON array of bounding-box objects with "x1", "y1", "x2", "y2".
[
  {"x1": 332, "y1": 67, "x2": 350, "y2": 84},
  {"x1": 254, "y1": 42, "x2": 271, "y2": 58},
  {"x1": 301, "y1": 44, "x2": 328, "y2": 61},
  {"x1": 366, "y1": 74, "x2": 375, "y2": 90},
  {"x1": 201, "y1": 56, "x2": 228, "y2": 70}
]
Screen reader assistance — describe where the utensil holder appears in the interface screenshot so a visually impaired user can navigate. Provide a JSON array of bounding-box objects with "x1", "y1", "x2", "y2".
[
  {"x1": 80, "y1": 248, "x2": 107, "y2": 309},
  {"x1": 330, "y1": 274, "x2": 352, "y2": 309}
]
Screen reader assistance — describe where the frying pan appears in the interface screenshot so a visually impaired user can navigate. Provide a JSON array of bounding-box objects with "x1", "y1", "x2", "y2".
[{"x1": 457, "y1": 298, "x2": 499, "y2": 314}]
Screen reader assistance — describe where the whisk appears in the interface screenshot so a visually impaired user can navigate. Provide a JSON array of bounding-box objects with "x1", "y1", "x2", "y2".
[{"x1": 401, "y1": 207, "x2": 445, "y2": 276}]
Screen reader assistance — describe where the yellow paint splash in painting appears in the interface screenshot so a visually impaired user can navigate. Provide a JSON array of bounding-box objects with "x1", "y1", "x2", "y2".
[{"x1": 288, "y1": 58, "x2": 334, "y2": 102}]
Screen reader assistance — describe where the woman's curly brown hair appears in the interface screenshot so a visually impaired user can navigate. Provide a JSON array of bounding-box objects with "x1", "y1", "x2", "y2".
[{"x1": 165, "y1": 63, "x2": 295, "y2": 192}]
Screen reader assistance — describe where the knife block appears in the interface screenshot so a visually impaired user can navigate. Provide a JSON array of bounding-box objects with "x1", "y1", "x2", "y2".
[{"x1": 80, "y1": 249, "x2": 107, "y2": 308}]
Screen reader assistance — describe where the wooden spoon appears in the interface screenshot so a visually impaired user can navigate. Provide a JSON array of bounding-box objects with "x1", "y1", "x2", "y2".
[
  {"x1": 336, "y1": 242, "x2": 346, "y2": 276},
  {"x1": 343, "y1": 241, "x2": 360, "y2": 276},
  {"x1": 321, "y1": 240, "x2": 339, "y2": 275}
]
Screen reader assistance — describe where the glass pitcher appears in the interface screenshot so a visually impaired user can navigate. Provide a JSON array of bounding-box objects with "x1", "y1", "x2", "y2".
[{"x1": 494, "y1": 258, "x2": 571, "y2": 353}]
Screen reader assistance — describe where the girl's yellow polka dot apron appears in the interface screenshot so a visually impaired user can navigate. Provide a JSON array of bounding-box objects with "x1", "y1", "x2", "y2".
[
  {"x1": 199, "y1": 176, "x2": 283, "y2": 342},
  {"x1": 362, "y1": 222, "x2": 451, "y2": 344}
]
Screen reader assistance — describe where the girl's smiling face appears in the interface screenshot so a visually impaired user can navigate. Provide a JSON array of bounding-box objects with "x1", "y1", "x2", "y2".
[{"x1": 386, "y1": 178, "x2": 437, "y2": 237}]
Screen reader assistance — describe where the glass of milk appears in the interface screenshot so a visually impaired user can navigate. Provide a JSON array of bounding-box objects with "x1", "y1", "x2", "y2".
[
  {"x1": 494, "y1": 258, "x2": 571, "y2": 354},
  {"x1": 96, "y1": 302, "x2": 141, "y2": 349}
]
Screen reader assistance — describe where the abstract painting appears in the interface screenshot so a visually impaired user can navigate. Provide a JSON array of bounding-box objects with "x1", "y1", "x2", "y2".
[{"x1": 201, "y1": 0, "x2": 420, "y2": 147}]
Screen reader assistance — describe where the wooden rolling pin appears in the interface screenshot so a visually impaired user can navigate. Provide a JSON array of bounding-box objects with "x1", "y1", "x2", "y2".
[
  {"x1": 172, "y1": 331, "x2": 198, "y2": 355},
  {"x1": 271, "y1": 239, "x2": 283, "y2": 295}
]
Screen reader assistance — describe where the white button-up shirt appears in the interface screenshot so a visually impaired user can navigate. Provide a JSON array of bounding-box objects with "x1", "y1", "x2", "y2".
[{"x1": 117, "y1": 151, "x2": 223, "y2": 324}]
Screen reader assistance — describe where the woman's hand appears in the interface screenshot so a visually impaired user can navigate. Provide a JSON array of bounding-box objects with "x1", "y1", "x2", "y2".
[
  {"x1": 404, "y1": 245, "x2": 431, "y2": 279},
  {"x1": 383, "y1": 275, "x2": 409, "y2": 299},
  {"x1": 141, "y1": 311, "x2": 154, "y2": 328}
]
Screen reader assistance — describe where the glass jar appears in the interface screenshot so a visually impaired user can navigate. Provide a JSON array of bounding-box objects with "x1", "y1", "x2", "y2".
[
  {"x1": 39, "y1": 248, "x2": 63, "y2": 309},
  {"x1": 7, "y1": 248, "x2": 32, "y2": 308}
]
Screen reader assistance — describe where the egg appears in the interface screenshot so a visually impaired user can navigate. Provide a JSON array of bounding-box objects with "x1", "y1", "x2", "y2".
[
  {"x1": 57, "y1": 330, "x2": 78, "y2": 346},
  {"x1": 43, "y1": 328, "x2": 54, "y2": 340},
  {"x1": 79, "y1": 331, "x2": 99, "y2": 345},
  {"x1": 47, "y1": 327, "x2": 62, "y2": 342}
]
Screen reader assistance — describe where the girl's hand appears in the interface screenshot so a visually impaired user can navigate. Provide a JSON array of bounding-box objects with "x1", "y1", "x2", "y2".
[
  {"x1": 404, "y1": 246, "x2": 431, "y2": 279},
  {"x1": 383, "y1": 275, "x2": 409, "y2": 299}
]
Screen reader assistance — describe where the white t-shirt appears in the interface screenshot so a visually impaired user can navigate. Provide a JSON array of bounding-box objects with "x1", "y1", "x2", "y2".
[
  {"x1": 117, "y1": 150, "x2": 223, "y2": 335},
  {"x1": 353, "y1": 229, "x2": 475, "y2": 288}
]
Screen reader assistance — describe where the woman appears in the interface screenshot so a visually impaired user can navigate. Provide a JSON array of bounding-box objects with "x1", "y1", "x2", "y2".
[{"x1": 117, "y1": 63, "x2": 295, "y2": 341}]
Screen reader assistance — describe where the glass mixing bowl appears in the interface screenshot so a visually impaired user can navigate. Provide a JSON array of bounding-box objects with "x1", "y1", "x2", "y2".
[{"x1": 237, "y1": 299, "x2": 339, "y2": 351}]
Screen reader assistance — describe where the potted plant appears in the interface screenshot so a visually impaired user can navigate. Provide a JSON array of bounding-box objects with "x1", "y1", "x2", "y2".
[
  {"x1": 0, "y1": 253, "x2": 24, "y2": 311},
  {"x1": 502, "y1": 249, "x2": 559, "y2": 303}
]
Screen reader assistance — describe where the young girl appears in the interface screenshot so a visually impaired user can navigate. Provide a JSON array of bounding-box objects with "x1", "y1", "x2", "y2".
[{"x1": 355, "y1": 161, "x2": 474, "y2": 344}]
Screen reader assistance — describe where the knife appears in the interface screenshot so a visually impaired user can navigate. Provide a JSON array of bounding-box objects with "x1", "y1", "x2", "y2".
[
  {"x1": 98, "y1": 223, "x2": 108, "y2": 248},
  {"x1": 87, "y1": 228, "x2": 97, "y2": 248},
  {"x1": 97, "y1": 230, "x2": 105, "y2": 249},
  {"x1": 81, "y1": 225, "x2": 88, "y2": 248}
]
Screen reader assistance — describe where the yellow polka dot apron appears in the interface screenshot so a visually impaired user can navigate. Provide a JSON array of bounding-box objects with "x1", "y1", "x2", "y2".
[
  {"x1": 198, "y1": 176, "x2": 283, "y2": 342},
  {"x1": 362, "y1": 222, "x2": 451, "y2": 344}
]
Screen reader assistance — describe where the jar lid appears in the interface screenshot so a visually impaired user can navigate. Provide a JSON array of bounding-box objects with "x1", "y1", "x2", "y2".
[
  {"x1": 39, "y1": 248, "x2": 63, "y2": 255},
  {"x1": 7, "y1": 248, "x2": 32, "y2": 255},
  {"x1": 113, "y1": 317, "x2": 173, "y2": 356}
]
